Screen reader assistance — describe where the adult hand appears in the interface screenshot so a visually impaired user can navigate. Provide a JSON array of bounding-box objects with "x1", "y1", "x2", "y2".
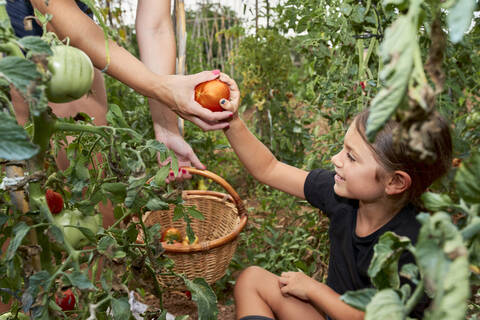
[
  {"x1": 278, "y1": 271, "x2": 316, "y2": 301},
  {"x1": 157, "y1": 131, "x2": 204, "y2": 183},
  {"x1": 161, "y1": 70, "x2": 234, "y2": 131}
]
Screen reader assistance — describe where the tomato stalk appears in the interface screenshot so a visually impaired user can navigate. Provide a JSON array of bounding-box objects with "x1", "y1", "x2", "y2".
[
  {"x1": 55, "y1": 122, "x2": 110, "y2": 140},
  {"x1": 404, "y1": 279, "x2": 425, "y2": 315}
]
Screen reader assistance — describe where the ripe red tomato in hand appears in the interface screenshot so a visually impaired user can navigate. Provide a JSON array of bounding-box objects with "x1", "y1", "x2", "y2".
[
  {"x1": 161, "y1": 227, "x2": 182, "y2": 244},
  {"x1": 194, "y1": 79, "x2": 230, "y2": 112},
  {"x1": 46, "y1": 189, "x2": 64, "y2": 214},
  {"x1": 55, "y1": 288, "x2": 76, "y2": 311}
]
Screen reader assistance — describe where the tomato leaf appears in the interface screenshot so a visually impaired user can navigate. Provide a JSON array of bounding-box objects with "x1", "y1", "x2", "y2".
[
  {"x1": 455, "y1": 152, "x2": 480, "y2": 204},
  {"x1": 341, "y1": 288, "x2": 377, "y2": 312},
  {"x1": 106, "y1": 103, "x2": 129, "y2": 128},
  {"x1": 0, "y1": 111, "x2": 39, "y2": 160},
  {"x1": 0, "y1": 56, "x2": 41, "y2": 97},
  {"x1": 365, "y1": 289, "x2": 405, "y2": 320},
  {"x1": 415, "y1": 212, "x2": 470, "y2": 318},
  {"x1": 152, "y1": 166, "x2": 170, "y2": 186},
  {"x1": 182, "y1": 277, "x2": 218, "y2": 320},
  {"x1": 421, "y1": 192, "x2": 454, "y2": 212},
  {"x1": 18, "y1": 36, "x2": 52, "y2": 55},
  {"x1": 444, "y1": 0, "x2": 476, "y2": 44},
  {"x1": 6, "y1": 222, "x2": 30, "y2": 261},
  {"x1": 110, "y1": 296, "x2": 132, "y2": 320},
  {"x1": 366, "y1": 15, "x2": 414, "y2": 141},
  {"x1": 368, "y1": 232, "x2": 413, "y2": 290},
  {"x1": 101, "y1": 182, "x2": 127, "y2": 204},
  {"x1": 65, "y1": 271, "x2": 94, "y2": 290},
  {"x1": 187, "y1": 206, "x2": 205, "y2": 220},
  {"x1": 145, "y1": 198, "x2": 169, "y2": 211}
]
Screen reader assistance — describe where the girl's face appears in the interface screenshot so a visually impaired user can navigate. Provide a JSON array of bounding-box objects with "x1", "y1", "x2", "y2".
[{"x1": 331, "y1": 121, "x2": 389, "y2": 202}]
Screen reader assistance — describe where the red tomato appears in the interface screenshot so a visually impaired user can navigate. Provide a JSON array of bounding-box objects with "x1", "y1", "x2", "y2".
[
  {"x1": 194, "y1": 79, "x2": 230, "y2": 112},
  {"x1": 46, "y1": 189, "x2": 64, "y2": 214},
  {"x1": 55, "y1": 288, "x2": 76, "y2": 311},
  {"x1": 161, "y1": 227, "x2": 182, "y2": 244}
]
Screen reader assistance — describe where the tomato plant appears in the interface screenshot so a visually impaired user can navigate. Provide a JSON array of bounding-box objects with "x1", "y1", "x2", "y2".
[
  {"x1": 194, "y1": 79, "x2": 230, "y2": 112},
  {"x1": 46, "y1": 45, "x2": 94, "y2": 103}
]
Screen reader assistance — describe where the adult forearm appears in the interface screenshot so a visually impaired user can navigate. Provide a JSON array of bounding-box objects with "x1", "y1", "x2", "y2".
[{"x1": 31, "y1": 0, "x2": 167, "y2": 101}]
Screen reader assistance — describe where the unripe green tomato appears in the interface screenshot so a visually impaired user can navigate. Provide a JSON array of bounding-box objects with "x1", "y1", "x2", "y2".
[
  {"x1": 53, "y1": 209, "x2": 102, "y2": 249},
  {"x1": 46, "y1": 46, "x2": 94, "y2": 103}
]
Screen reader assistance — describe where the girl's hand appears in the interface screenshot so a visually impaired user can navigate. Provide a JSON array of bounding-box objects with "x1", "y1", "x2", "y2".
[
  {"x1": 217, "y1": 72, "x2": 240, "y2": 115},
  {"x1": 278, "y1": 271, "x2": 316, "y2": 301}
]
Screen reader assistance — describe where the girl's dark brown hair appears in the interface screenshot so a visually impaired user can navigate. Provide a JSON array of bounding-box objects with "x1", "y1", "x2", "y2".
[{"x1": 355, "y1": 109, "x2": 452, "y2": 202}]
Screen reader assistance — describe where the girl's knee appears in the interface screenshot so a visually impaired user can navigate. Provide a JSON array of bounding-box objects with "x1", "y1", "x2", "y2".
[{"x1": 234, "y1": 266, "x2": 274, "y2": 297}]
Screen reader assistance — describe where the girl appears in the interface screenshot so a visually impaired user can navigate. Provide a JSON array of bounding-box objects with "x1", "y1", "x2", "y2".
[{"x1": 218, "y1": 74, "x2": 452, "y2": 320}]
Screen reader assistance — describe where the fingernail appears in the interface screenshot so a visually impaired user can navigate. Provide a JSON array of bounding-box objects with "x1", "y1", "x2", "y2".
[
  {"x1": 225, "y1": 124, "x2": 230, "y2": 130},
  {"x1": 220, "y1": 99, "x2": 226, "y2": 105},
  {"x1": 228, "y1": 113, "x2": 234, "y2": 118},
  {"x1": 202, "y1": 165, "x2": 207, "y2": 170},
  {"x1": 182, "y1": 169, "x2": 187, "y2": 174},
  {"x1": 169, "y1": 171, "x2": 174, "y2": 177},
  {"x1": 178, "y1": 168, "x2": 181, "y2": 172},
  {"x1": 212, "y1": 69, "x2": 220, "y2": 75}
]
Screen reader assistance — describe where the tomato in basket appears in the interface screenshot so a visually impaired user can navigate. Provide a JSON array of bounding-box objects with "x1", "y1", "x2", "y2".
[{"x1": 161, "y1": 227, "x2": 182, "y2": 244}]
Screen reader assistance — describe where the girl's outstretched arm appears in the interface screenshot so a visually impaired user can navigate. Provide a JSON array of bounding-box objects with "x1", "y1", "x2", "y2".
[{"x1": 219, "y1": 74, "x2": 308, "y2": 199}]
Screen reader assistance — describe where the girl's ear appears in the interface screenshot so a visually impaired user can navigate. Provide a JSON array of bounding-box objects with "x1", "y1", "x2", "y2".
[{"x1": 385, "y1": 171, "x2": 412, "y2": 196}]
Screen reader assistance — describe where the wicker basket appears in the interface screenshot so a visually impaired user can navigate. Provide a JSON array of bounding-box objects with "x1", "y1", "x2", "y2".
[{"x1": 142, "y1": 167, "x2": 247, "y2": 290}]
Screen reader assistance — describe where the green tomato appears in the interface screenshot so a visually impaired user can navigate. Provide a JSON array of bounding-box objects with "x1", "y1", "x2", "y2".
[
  {"x1": 0, "y1": 312, "x2": 29, "y2": 320},
  {"x1": 46, "y1": 45, "x2": 94, "y2": 103},
  {"x1": 53, "y1": 209, "x2": 102, "y2": 249}
]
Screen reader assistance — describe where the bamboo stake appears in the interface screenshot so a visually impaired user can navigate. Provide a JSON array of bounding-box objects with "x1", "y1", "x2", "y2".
[{"x1": 175, "y1": 0, "x2": 187, "y2": 135}]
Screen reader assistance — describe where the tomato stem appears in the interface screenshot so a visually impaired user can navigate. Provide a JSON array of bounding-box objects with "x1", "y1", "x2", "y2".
[
  {"x1": 55, "y1": 122, "x2": 110, "y2": 139},
  {"x1": 404, "y1": 279, "x2": 425, "y2": 315}
]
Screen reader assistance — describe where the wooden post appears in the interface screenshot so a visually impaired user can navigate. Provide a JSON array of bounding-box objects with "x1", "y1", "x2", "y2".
[{"x1": 174, "y1": 0, "x2": 187, "y2": 135}]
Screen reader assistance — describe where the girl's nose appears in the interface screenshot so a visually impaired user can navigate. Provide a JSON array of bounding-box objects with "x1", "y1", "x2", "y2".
[{"x1": 331, "y1": 152, "x2": 342, "y2": 168}]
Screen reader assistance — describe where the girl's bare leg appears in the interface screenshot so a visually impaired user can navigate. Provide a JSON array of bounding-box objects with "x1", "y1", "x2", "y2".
[{"x1": 234, "y1": 266, "x2": 326, "y2": 320}]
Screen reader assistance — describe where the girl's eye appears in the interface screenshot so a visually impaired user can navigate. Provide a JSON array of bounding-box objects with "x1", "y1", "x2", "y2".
[{"x1": 347, "y1": 152, "x2": 356, "y2": 162}]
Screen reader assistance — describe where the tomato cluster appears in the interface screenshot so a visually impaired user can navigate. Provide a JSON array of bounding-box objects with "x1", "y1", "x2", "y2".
[{"x1": 161, "y1": 227, "x2": 199, "y2": 246}]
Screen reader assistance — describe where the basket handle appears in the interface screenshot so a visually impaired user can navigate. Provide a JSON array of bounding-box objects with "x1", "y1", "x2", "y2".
[{"x1": 185, "y1": 167, "x2": 247, "y2": 218}]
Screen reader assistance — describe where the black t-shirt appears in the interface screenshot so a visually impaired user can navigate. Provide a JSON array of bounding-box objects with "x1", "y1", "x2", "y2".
[{"x1": 304, "y1": 169, "x2": 427, "y2": 317}]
